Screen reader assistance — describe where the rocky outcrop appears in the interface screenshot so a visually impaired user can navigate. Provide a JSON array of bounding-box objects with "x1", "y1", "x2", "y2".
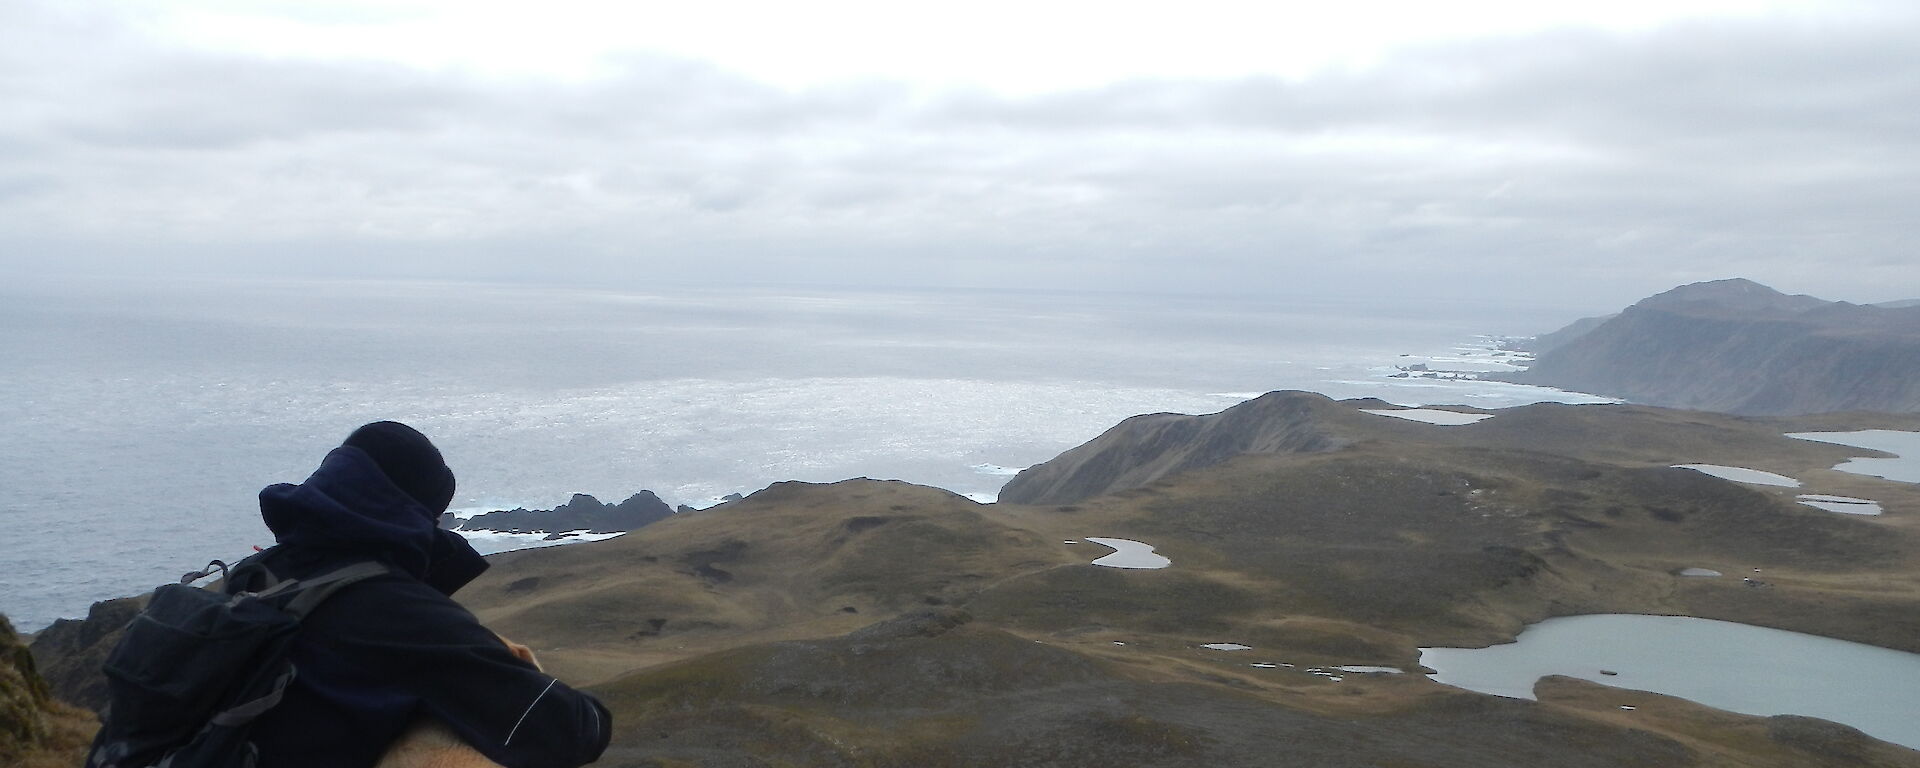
[
  {"x1": 27, "y1": 596, "x2": 142, "y2": 713},
  {"x1": 451, "y1": 491, "x2": 674, "y2": 534},
  {"x1": 1507, "y1": 279, "x2": 1920, "y2": 416},
  {"x1": 998, "y1": 391, "x2": 1347, "y2": 505}
]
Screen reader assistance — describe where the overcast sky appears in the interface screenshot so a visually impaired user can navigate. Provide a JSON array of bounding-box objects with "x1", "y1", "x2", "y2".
[{"x1": 3, "y1": 0, "x2": 1916, "y2": 310}]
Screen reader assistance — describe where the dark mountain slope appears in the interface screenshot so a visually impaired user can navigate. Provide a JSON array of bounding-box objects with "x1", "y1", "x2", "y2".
[
  {"x1": 1513, "y1": 313, "x2": 1615, "y2": 353},
  {"x1": 1507, "y1": 279, "x2": 1920, "y2": 415}
]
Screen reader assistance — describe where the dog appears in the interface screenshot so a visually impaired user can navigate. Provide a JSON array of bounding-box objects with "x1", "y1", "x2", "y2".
[{"x1": 374, "y1": 635, "x2": 541, "y2": 768}]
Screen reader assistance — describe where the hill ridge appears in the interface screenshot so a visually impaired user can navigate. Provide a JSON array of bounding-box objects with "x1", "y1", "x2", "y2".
[
  {"x1": 1506, "y1": 279, "x2": 1920, "y2": 415},
  {"x1": 1000, "y1": 390, "x2": 1350, "y2": 505}
]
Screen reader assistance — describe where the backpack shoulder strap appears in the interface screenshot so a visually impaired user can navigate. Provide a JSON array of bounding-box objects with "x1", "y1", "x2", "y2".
[{"x1": 281, "y1": 560, "x2": 392, "y2": 618}]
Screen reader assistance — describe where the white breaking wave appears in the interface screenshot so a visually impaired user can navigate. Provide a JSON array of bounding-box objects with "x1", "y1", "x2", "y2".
[{"x1": 456, "y1": 529, "x2": 627, "y2": 556}]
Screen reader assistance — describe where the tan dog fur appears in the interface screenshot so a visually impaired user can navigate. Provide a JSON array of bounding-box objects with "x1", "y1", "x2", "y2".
[{"x1": 373, "y1": 635, "x2": 541, "y2": 768}]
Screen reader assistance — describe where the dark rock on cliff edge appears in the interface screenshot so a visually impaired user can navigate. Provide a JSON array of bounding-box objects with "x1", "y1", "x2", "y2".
[
  {"x1": 450, "y1": 491, "x2": 674, "y2": 534},
  {"x1": 28, "y1": 597, "x2": 143, "y2": 713},
  {"x1": 1504, "y1": 278, "x2": 1920, "y2": 416}
]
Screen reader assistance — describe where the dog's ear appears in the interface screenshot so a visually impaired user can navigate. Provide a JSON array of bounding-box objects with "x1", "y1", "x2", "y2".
[{"x1": 495, "y1": 633, "x2": 544, "y2": 672}]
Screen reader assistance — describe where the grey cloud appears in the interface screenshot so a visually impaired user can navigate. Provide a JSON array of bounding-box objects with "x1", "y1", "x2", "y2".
[
  {"x1": 55, "y1": 55, "x2": 479, "y2": 149},
  {"x1": 0, "y1": 173, "x2": 56, "y2": 201},
  {"x1": 916, "y1": 23, "x2": 1920, "y2": 168},
  {"x1": 2, "y1": 5, "x2": 1917, "y2": 308}
]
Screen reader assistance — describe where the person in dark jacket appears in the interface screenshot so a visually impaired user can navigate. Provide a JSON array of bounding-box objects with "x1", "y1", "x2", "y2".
[{"x1": 244, "y1": 421, "x2": 611, "y2": 768}]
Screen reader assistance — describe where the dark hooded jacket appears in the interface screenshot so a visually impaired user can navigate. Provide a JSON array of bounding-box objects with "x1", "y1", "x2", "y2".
[{"x1": 244, "y1": 446, "x2": 611, "y2": 768}]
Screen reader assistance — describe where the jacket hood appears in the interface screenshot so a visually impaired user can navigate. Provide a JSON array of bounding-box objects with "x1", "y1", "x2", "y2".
[{"x1": 260, "y1": 446, "x2": 487, "y2": 595}]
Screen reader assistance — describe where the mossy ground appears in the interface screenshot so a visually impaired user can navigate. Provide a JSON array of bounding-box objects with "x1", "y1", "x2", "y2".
[{"x1": 4, "y1": 615, "x2": 96, "y2": 768}]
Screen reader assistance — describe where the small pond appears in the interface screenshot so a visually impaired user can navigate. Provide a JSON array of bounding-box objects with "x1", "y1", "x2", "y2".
[
  {"x1": 1796, "y1": 494, "x2": 1883, "y2": 515},
  {"x1": 1083, "y1": 537, "x2": 1172, "y2": 569},
  {"x1": 1360, "y1": 408, "x2": 1494, "y2": 426},
  {"x1": 1420, "y1": 614, "x2": 1920, "y2": 750},
  {"x1": 1671, "y1": 464, "x2": 1800, "y2": 487}
]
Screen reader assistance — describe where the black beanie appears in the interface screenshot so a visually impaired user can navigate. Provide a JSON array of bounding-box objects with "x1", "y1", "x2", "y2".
[{"x1": 341, "y1": 421, "x2": 456, "y2": 518}]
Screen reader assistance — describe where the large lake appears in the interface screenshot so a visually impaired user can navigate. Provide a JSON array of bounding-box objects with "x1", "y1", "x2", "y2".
[
  {"x1": 1788, "y1": 430, "x2": 1920, "y2": 484},
  {"x1": 1421, "y1": 614, "x2": 1920, "y2": 750}
]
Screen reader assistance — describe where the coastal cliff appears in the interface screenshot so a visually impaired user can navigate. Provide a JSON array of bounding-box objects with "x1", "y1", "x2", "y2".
[{"x1": 1506, "y1": 279, "x2": 1920, "y2": 415}]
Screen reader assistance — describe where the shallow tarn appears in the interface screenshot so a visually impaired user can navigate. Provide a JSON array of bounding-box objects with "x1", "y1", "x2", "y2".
[
  {"x1": 1419, "y1": 614, "x2": 1920, "y2": 750},
  {"x1": 1359, "y1": 408, "x2": 1494, "y2": 426},
  {"x1": 1083, "y1": 537, "x2": 1172, "y2": 569},
  {"x1": 1788, "y1": 430, "x2": 1920, "y2": 484},
  {"x1": 1671, "y1": 464, "x2": 1800, "y2": 487},
  {"x1": 1795, "y1": 494, "x2": 1883, "y2": 515}
]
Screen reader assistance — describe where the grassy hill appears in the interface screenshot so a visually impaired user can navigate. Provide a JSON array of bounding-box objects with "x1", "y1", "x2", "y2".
[
  {"x1": 2, "y1": 615, "x2": 96, "y2": 768},
  {"x1": 32, "y1": 392, "x2": 1920, "y2": 766}
]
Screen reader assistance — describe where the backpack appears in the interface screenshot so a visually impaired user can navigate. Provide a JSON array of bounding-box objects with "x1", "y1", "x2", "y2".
[{"x1": 85, "y1": 555, "x2": 391, "y2": 768}]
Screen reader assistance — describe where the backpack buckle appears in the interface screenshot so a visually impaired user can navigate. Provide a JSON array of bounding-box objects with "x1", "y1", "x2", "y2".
[{"x1": 180, "y1": 559, "x2": 230, "y2": 584}]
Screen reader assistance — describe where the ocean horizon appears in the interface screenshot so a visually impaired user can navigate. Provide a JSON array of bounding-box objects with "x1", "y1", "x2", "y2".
[{"x1": 0, "y1": 276, "x2": 1613, "y2": 630}]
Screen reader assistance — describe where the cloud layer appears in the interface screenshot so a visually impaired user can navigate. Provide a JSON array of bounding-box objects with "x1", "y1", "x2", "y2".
[{"x1": 3, "y1": 3, "x2": 1916, "y2": 307}]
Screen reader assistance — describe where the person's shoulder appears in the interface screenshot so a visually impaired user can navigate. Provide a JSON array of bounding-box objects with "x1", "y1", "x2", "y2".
[{"x1": 298, "y1": 561, "x2": 486, "y2": 637}]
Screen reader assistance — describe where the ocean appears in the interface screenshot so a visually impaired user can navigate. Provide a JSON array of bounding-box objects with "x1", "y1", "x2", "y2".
[{"x1": 0, "y1": 276, "x2": 1611, "y2": 631}]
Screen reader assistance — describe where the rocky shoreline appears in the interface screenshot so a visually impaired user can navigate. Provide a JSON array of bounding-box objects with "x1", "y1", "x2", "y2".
[{"x1": 446, "y1": 491, "x2": 677, "y2": 536}]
